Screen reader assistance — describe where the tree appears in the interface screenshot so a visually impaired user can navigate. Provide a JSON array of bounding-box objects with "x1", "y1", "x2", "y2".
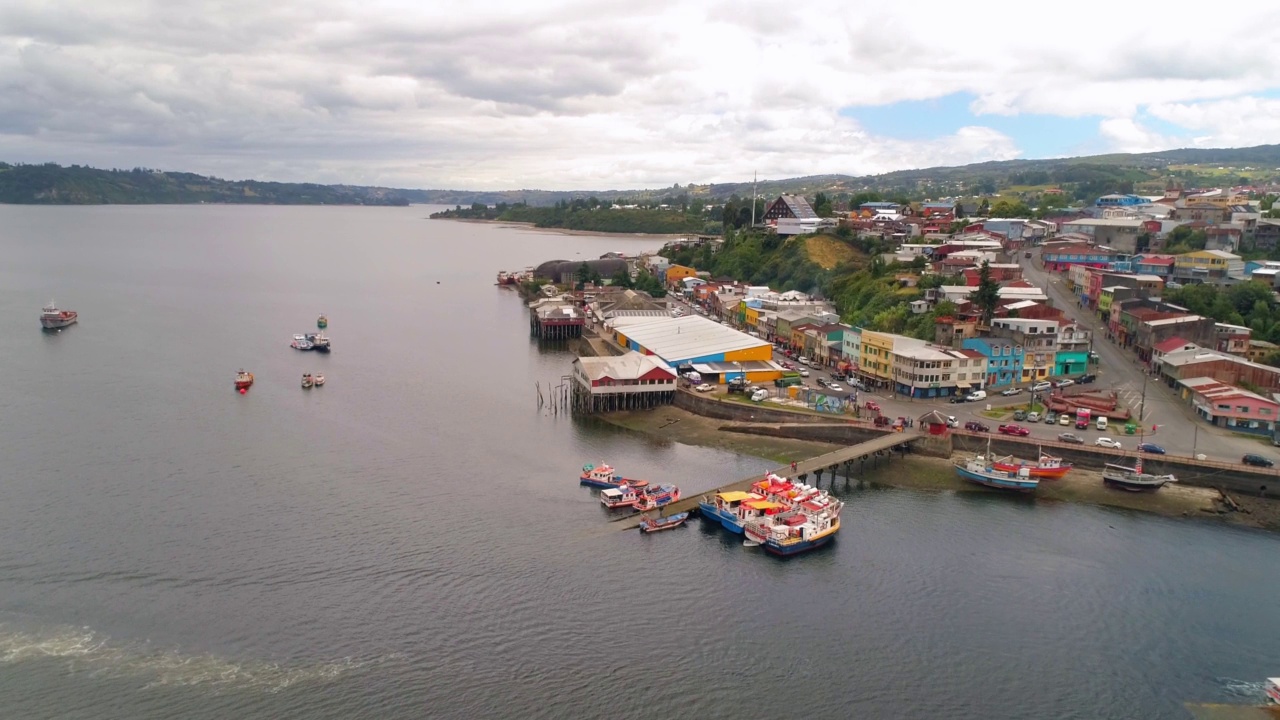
[
  {"x1": 933, "y1": 300, "x2": 958, "y2": 317},
  {"x1": 971, "y1": 260, "x2": 1001, "y2": 324},
  {"x1": 977, "y1": 198, "x2": 990, "y2": 217},
  {"x1": 988, "y1": 199, "x2": 1032, "y2": 218},
  {"x1": 813, "y1": 192, "x2": 833, "y2": 218},
  {"x1": 575, "y1": 262, "x2": 591, "y2": 290},
  {"x1": 610, "y1": 268, "x2": 633, "y2": 288}
]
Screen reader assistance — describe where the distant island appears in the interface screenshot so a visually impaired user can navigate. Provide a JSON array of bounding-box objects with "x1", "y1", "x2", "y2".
[{"x1": 430, "y1": 201, "x2": 716, "y2": 235}]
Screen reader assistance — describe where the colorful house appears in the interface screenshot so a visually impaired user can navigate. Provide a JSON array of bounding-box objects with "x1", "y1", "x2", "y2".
[
  {"x1": 1054, "y1": 350, "x2": 1089, "y2": 377},
  {"x1": 859, "y1": 330, "x2": 896, "y2": 387},
  {"x1": 1178, "y1": 377, "x2": 1279, "y2": 435},
  {"x1": 1042, "y1": 243, "x2": 1115, "y2": 272},
  {"x1": 1173, "y1": 250, "x2": 1244, "y2": 283},
  {"x1": 962, "y1": 338, "x2": 1024, "y2": 387},
  {"x1": 664, "y1": 264, "x2": 698, "y2": 288}
]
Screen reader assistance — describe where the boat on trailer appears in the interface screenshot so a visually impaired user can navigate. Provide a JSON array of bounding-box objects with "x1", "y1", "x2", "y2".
[{"x1": 638, "y1": 512, "x2": 690, "y2": 533}]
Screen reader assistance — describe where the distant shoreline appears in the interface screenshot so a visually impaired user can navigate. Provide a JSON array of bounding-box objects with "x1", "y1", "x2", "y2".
[{"x1": 436, "y1": 217, "x2": 694, "y2": 239}]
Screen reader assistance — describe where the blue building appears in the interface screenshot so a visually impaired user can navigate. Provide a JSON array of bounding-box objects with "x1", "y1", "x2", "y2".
[
  {"x1": 962, "y1": 338, "x2": 1024, "y2": 387},
  {"x1": 1095, "y1": 194, "x2": 1146, "y2": 207}
]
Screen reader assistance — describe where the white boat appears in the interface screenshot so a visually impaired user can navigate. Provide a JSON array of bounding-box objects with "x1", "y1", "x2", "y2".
[
  {"x1": 291, "y1": 334, "x2": 314, "y2": 350},
  {"x1": 301, "y1": 373, "x2": 314, "y2": 389},
  {"x1": 1102, "y1": 454, "x2": 1176, "y2": 492},
  {"x1": 40, "y1": 301, "x2": 78, "y2": 329},
  {"x1": 313, "y1": 374, "x2": 325, "y2": 387}
]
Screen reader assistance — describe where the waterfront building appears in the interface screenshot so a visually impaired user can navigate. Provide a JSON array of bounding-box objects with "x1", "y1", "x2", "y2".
[
  {"x1": 606, "y1": 315, "x2": 780, "y2": 384},
  {"x1": 889, "y1": 338, "x2": 988, "y2": 399},
  {"x1": 1177, "y1": 377, "x2": 1279, "y2": 435},
  {"x1": 571, "y1": 352, "x2": 677, "y2": 413},
  {"x1": 989, "y1": 318, "x2": 1058, "y2": 384}
]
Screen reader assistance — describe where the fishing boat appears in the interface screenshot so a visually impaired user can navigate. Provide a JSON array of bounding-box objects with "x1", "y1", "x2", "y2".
[
  {"x1": 317, "y1": 314, "x2": 328, "y2": 329},
  {"x1": 745, "y1": 509, "x2": 842, "y2": 557},
  {"x1": 234, "y1": 369, "x2": 254, "y2": 390},
  {"x1": 301, "y1": 373, "x2": 314, "y2": 389},
  {"x1": 579, "y1": 463, "x2": 647, "y2": 489},
  {"x1": 1102, "y1": 459, "x2": 1176, "y2": 492},
  {"x1": 992, "y1": 451, "x2": 1073, "y2": 479},
  {"x1": 308, "y1": 333, "x2": 331, "y2": 353},
  {"x1": 291, "y1": 334, "x2": 314, "y2": 351},
  {"x1": 954, "y1": 454, "x2": 1039, "y2": 492},
  {"x1": 638, "y1": 512, "x2": 690, "y2": 533},
  {"x1": 600, "y1": 486, "x2": 641, "y2": 509},
  {"x1": 40, "y1": 301, "x2": 77, "y2": 329},
  {"x1": 313, "y1": 374, "x2": 325, "y2": 387},
  {"x1": 633, "y1": 484, "x2": 680, "y2": 512},
  {"x1": 697, "y1": 491, "x2": 764, "y2": 534}
]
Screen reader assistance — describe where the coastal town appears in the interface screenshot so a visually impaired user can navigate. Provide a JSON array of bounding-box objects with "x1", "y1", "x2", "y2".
[{"x1": 505, "y1": 184, "x2": 1280, "y2": 524}]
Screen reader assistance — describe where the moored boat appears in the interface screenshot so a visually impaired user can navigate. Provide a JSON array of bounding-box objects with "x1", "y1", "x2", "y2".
[
  {"x1": 634, "y1": 484, "x2": 680, "y2": 511},
  {"x1": 579, "y1": 463, "x2": 647, "y2": 489},
  {"x1": 234, "y1": 369, "x2": 254, "y2": 390},
  {"x1": 638, "y1": 512, "x2": 690, "y2": 533},
  {"x1": 40, "y1": 301, "x2": 78, "y2": 329},
  {"x1": 1266, "y1": 677, "x2": 1280, "y2": 704},
  {"x1": 697, "y1": 491, "x2": 764, "y2": 534},
  {"x1": 746, "y1": 510, "x2": 841, "y2": 557},
  {"x1": 291, "y1": 334, "x2": 314, "y2": 351},
  {"x1": 600, "y1": 486, "x2": 641, "y2": 508},
  {"x1": 302, "y1": 373, "x2": 314, "y2": 389},
  {"x1": 313, "y1": 374, "x2": 325, "y2": 386},
  {"x1": 992, "y1": 452, "x2": 1073, "y2": 479},
  {"x1": 954, "y1": 455, "x2": 1039, "y2": 492},
  {"x1": 1102, "y1": 462, "x2": 1176, "y2": 492},
  {"x1": 308, "y1": 333, "x2": 331, "y2": 353},
  {"x1": 317, "y1": 314, "x2": 328, "y2": 329}
]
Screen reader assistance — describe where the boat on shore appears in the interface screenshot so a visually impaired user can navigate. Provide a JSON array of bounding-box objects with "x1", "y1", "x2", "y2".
[
  {"x1": 638, "y1": 512, "x2": 689, "y2": 533},
  {"x1": 235, "y1": 369, "x2": 254, "y2": 390},
  {"x1": 992, "y1": 452, "x2": 1073, "y2": 479},
  {"x1": 954, "y1": 454, "x2": 1039, "y2": 492},
  {"x1": 579, "y1": 463, "x2": 647, "y2": 489},
  {"x1": 291, "y1": 334, "x2": 314, "y2": 351},
  {"x1": 302, "y1": 373, "x2": 314, "y2": 389},
  {"x1": 1102, "y1": 462, "x2": 1176, "y2": 492},
  {"x1": 40, "y1": 301, "x2": 77, "y2": 329}
]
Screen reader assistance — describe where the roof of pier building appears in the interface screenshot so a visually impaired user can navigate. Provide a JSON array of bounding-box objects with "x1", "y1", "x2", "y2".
[{"x1": 608, "y1": 315, "x2": 773, "y2": 365}]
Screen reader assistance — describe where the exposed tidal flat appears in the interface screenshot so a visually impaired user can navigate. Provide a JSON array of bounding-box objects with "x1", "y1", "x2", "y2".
[{"x1": 0, "y1": 204, "x2": 1278, "y2": 719}]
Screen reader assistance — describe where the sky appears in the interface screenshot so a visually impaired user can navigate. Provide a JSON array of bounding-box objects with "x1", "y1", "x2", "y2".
[{"x1": 3, "y1": 1, "x2": 1280, "y2": 190}]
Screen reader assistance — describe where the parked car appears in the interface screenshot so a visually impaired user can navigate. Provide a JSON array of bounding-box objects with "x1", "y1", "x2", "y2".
[
  {"x1": 1097, "y1": 416, "x2": 1109, "y2": 431},
  {"x1": 1243, "y1": 453, "x2": 1275, "y2": 467},
  {"x1": 966, "y1": 390, "x2": 987, "y2": 401},
  {"x1": 964, "y1": 421, "x2": 990, "y2": 432},
  {"x1": 1137, "y1": 443, "x2": 1165, "y2": 454},
  {"x1": 797, "y1": 357, "x2": 809, "y2": 366},
  {"x1": 828, "y1": 384, "x2": 843, "y2": 392},
  {"x1": 945, "y1": 415, "x2": 959, "y2": 428},
  {"x1": 1044, "y1": 413, "x2": 1057, "y2": 424},
  {"x1": 799, "y1": 369, "x2": 810, "y2": 377},
  {"x1": 1013, "y1": 410, "x2": 1027, "y2": 421},
  {"x1": 750, "y1": 388, "x2": 769, "y2": 402},
  {"x1": 694, "y1": 383, "x2": 714, "y2": 392},
  {"x1": 816, "y1": 377, "x2": 829, "y2": 388},
  {"x1": 1032, "y1": 381, "x2": 1053, "y2": 392},
  {"x1": 1058, "y1": 432, "x2": 1084, "y2": 445},
  {"x1": 1001, "y1": 387, "x2": 1022, "y2": 396},
  {"x1": 1078, "y1": 374, "x2": 1096, "y2": 384},
  {"x1": 864, "y1": 401, "x2": 881, "y2": 412},
  {"x1": 780, "y1": 361, "x2": 794, "y2": 370},
  {"x1": 998, "y1": 424, "x2": 1031, "y2": 436},
  {"x1": 1059, "y1": 414, "x2": 1071, "y2": 426},
  {"x1": 1055, "y1": 379, "x2": 1075, "y2": 388},
  {"x1": 1026, "y1": 411, "x2": 1040, "y2": 423},
  {"x1": 950, "y1": 395, "x2": 968, "y2": 404},
  {"x1": 1095, "y1": 437, "x2": 1122, "y2": 449}
]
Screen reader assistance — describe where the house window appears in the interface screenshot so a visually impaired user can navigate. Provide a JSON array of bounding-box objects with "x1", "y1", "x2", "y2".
[
  {"x1": 1261, "y1": 408, "x2": 1273, "y2": 416},
  {"x1": 1216, "y1": 403, "x2": 1231, "y2": 410},
  {"x1": 1238, "y1": 406, "x2": 1250, "y2": 414}
]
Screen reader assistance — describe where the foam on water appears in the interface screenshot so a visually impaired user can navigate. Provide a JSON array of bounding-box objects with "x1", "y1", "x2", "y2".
[{"x1": 0, "y1": 623, "x2": 401, "y2": 694}]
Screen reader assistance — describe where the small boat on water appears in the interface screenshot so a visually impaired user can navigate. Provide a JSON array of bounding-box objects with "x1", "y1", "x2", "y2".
[
  {"x1": 308, "y1": 333, "x2": 331, "y2": 353},
  {"x1": 1102, "y1": 462, "x2": 1176, "y2": 492},
  {"x1": 992, "y1": 452, "x2": 1073, "y2": 479},
  {"x1": 698, "y1": 490, "x2": 765, "y2": 534},
  {"x1": 313, "y1": 374, "x2": 325, "y2": 387},
  {"x1": 317, "y1": 314, "x2": 328, "y2": 329},
  {"x1": 638, "y1": 512, "x2": 690, "y2": 533},
  {"x1": 579, "y1": 463, "x2": 646, "y2": 489},
  {"x1": 634, "y1": 484, "x2": 681, "y2": 511},
  {"x1": 745, "y1": 509, "x2": 842, "y2": 557},
  {"x1": 302, "y1": 373, "x2": 314, "y2": 389},
  {"x1": 600, "y1": 486, "x2": 641, "y2": 509},
  {"x1": 235, "y1": 369, "x2": 254, "y2": 390},
  {"x1": 40, "y1": 301, "x2": 77, "y2": 329},
  {"x1": 954, "y1": 454, "x2": 1039, "y2": 492},
  {"x1": 291, "y1": 334, "x2": 314, "y2": 351}
]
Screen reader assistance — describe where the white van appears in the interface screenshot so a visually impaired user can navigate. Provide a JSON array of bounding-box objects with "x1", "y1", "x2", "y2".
[
  {"x1": 750, "y1": 388, "x2": 769, "y2": 402},
  {"x1": 1096, "y1": 416, "x2": 1108, "y2": 431},
  {"x1": 966, "y1": 390, "x2": 987, "y2": 401}
]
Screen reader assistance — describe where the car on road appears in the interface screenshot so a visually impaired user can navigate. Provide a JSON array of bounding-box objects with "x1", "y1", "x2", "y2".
[
  {"x1": 1079, "y1": 374, "x2": 1096, "y2": 384},
  {"x1": 1001, "y1": 387, "x2": 1023, "y2": 396},
  {"x1": 966, "y1": 390, "x2": 987, "y2": 401},
  {"x1": 1013, "y1": 409, "x2": 1027, "y2": 421},
  {"x1": 1032, "y1": 381, "x2": 1053, "y2": 392},
  {"x1": 1059, "y1": 414, "x2": 1071, "y2": 426},
  {"x1": 1024, "y1": 251, "x2": 1032, "y2": 258},
  {"x1": 1095, "y1": 437, "x2": 1122, "y2": 449},
  {"x1": 816, "y1": 378, "x2": 829, "y2": 388},
  {"x1": 828, "y1": 384, "x2": 843, "y2": 392},
  {"x1": 998, "y1": 424, "x2": 1031, "y2": 436},
  {"x1": 1137, "y1": 443, "x2": 1165, "y2": 454},
  {"x1": 797, "y1": 357, "x2": 809, "y2": 366},
  {"x1": 950, "y1": 395, "x2": 968, "y2": 403},
  {"x1": 1089, "y1": 351, "x2": 1100, "y2": 361},
  {"x1": 799, "y1": 369, "x2": 810, "y2": 377},
  {"x1": 1055, "y1": 379, "x2": 1075, "y2": 388},
  {"x1": 865, "y1": 401, "x2": 881, "y2": 412},
  {"x1": 1243, "y1": 453, "x2": 1275, "y2": 467},
  {"x1": 694, "y1": 383, "x2": 714, "y2": 392},
  {"x1": 946, "y1": 415, "x2": 959, "y2": 428},
  {"x1": 1058, "y1": 432, "x2": 1084, "y2": 444},
  {"x1": 780, "y1": 361, "x2": 794, "y2": 370},
  {"x1": 964, "y1": 421, "x2": 990, "y2": 432}
]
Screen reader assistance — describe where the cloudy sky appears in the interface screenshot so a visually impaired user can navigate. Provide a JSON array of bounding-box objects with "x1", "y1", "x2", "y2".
[{"x1": 3, "y1": 0, "x2": 1280, "y2": 190}]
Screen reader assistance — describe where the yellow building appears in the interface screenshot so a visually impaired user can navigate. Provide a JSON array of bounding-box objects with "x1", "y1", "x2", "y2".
[
  {"x1": 744, "y1": 306, "x2": 761, "y2": 330},
  {"x1": 665, "y1": 264, "x2": 698, "y2": 288},
  {"x1": 859, "y1": 330, "x2": 896, "y2": 385}
]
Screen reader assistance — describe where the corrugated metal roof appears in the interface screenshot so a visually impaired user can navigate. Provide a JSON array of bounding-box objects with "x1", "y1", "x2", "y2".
[
  {"x1": 609, "y1": 315, "x2": 769, "y2": 363},
  {"x1": 575, "y1": 351, "x2": 675, "y2": 381}
]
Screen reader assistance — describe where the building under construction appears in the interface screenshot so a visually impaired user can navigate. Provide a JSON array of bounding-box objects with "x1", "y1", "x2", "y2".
[{"x1": 570, "y1": 351, "x2": 677, "y2": 414}]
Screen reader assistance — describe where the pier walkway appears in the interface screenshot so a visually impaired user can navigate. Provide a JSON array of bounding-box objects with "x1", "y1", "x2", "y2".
[{"x1": 613, "y1": 429, "x2": 922, "y2": 530}]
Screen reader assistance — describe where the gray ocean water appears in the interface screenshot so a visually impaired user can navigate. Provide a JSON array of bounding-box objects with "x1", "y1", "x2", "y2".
[{"x1": 0, "y1": 204, "x2": 1277, "y2": 719}]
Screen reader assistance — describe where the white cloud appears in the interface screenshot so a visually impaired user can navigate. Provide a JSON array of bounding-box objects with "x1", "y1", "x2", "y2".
[{"x1": 0, "y1": 0, "x2": 1277, "y2": 189}]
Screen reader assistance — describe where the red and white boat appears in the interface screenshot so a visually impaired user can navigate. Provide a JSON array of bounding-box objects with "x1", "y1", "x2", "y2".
[
  {"x1": 234, "y1": 369, "x2": 255, "y2": 390},
  {"x1": 40, "y1": 301, "x2": 77, "y2": 329},
  {"x1": 992, "y1": 452, "x2": 1073, "y2": 479}
]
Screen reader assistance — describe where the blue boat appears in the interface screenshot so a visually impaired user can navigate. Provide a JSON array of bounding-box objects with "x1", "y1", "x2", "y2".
[
  {"x1": 745, "y1": 509, "x2": 842, "y2": 557},
  {"x1": 634, "y1": 484, "x2": 681, "y2": 511},
  {"x1": 579, "y1": 463, "x2": 646, "y2": 490},
  {"x1": 954, "y1": 455, "x2": 1039, "y2": 492},
  {"x1": 698, "y1": 491, "x2": 759, "y2": 534}
]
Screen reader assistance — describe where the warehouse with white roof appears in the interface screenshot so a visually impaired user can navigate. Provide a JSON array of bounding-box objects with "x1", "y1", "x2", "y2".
[{"x1": 606, "y1": 315, "x2": 783, "y2": 384}]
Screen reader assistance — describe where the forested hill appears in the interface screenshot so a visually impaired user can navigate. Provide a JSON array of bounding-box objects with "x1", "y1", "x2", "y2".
[{"x1": 0, "y1": 163, "x2": 412, "y2": 205}]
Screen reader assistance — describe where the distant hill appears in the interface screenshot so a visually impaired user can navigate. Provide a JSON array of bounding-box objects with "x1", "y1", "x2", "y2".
[{"x1": 8, "y1": 144, "x2": 1280, "y2": 206}]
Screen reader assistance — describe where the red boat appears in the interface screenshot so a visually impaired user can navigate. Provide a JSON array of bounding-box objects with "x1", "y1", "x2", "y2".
[{"x1": 992, "y1": 453, "x2": 1073, "y2": 479}]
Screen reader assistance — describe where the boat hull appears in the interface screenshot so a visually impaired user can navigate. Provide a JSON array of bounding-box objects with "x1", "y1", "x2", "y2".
[
  {"x1": 40, "y1": 316, "x2": 77, "y2": 329},
  {"x1": 1102, "y1": 476, "x2": 1169, "y2": 492},
  {"x1": 955, "y1": 465, "x2": 1039, "y2": 492},
  {"x1": 580, "y1": 477, "x2": 624, "y2": 489},
  {"x1": 762, "y1": 526, "x2": 838, "y2": 557},
  {"x1": 992, "y1": 463, "x2": 1071, "y2": 479},
  {"x1": 639, "y1": 513, "x2": 689, "y2": 533}
]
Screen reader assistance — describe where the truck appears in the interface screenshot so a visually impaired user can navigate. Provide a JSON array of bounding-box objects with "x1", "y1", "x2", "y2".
[
  {"x1": 774, "y1": 372, "x2": 803, "y2": 388},
  {"x1": 1075, "y1": 407, "x2": 1091, "y2": 430}
]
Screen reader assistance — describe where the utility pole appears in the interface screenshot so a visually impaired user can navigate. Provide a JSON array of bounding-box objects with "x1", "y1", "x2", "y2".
[{"x1": 1138, "y1": 370, "x2": 1148, "y2": 423}]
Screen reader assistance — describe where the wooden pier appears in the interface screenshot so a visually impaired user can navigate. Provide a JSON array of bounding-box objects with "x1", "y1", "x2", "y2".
[{"x1": 612, "y1": 429, "x2": 922, "y2": 529}]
